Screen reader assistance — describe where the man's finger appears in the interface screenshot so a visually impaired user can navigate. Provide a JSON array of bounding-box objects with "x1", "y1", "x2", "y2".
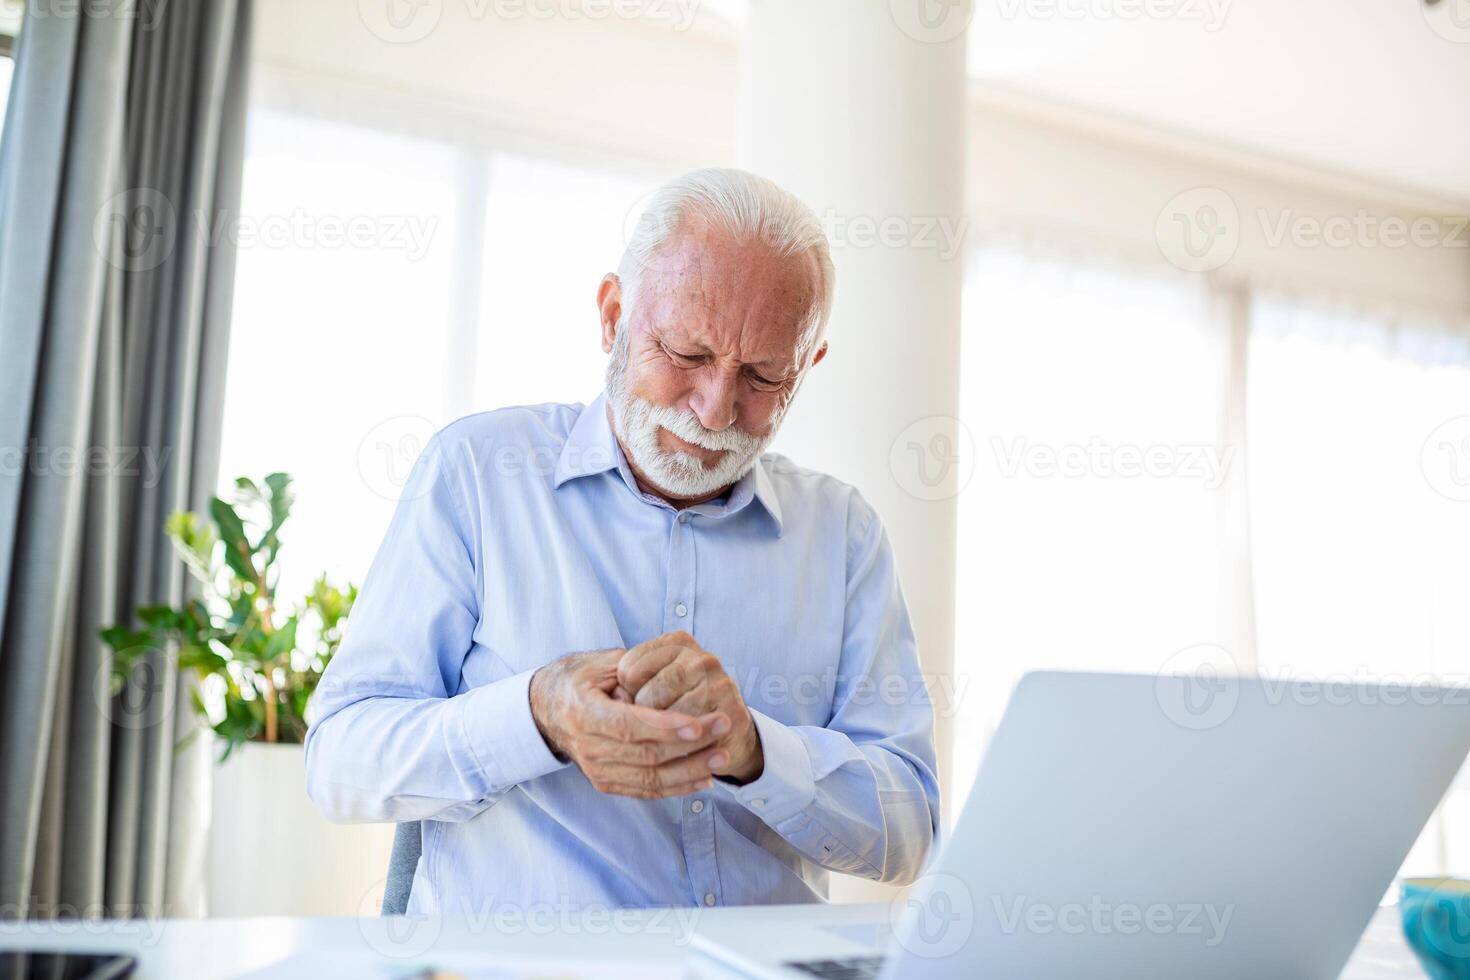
[
  {"x1": 587, "y1": 696, "x2": 704, "y2": 744},
  {"x1": 595, "y1": 744, "x2": 729, "y2": 793},
  {"x1": 664, "y1": 688, "x2": 719, "y2": 718},
  {"x1": 578, "y1": 711, "x2": 729, "y2": 765},
  {"x1": 617, "y1": 640, "x2": 690, "y2": 698},
  {"x1": 632, "y1": 649, "x2": 707, "y2": 710},
  {"x1": 598, "y1": 777, "x2": 715, "y2": 801}
]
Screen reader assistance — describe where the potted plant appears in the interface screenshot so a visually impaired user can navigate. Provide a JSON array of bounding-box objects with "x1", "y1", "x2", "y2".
[{"x1": 102, "y1": 473, "x2": 394, "y2": 916}]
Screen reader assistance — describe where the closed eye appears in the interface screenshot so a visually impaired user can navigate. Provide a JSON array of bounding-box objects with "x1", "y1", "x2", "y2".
[
  {"x1": 662, "y1": 343, "x2": 705, "y2": 367},
  {"x1": 746, "y1": 369, "x2": 789, "y2": 392}
]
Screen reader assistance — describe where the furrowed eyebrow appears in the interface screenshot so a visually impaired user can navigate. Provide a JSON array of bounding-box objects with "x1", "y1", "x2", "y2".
[{"x1": 655, "y1": 328, "x2": 796, "y2": 376}]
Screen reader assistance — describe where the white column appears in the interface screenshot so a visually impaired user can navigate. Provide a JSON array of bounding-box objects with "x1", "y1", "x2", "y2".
[{"x1": 739, "y1": 0, "x2": 971, "y2": 875}]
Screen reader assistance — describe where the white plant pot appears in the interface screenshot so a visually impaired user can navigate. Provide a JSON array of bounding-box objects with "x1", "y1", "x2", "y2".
[{"x1": 207, "y1": 740, "x2": 395, "y2": 917}]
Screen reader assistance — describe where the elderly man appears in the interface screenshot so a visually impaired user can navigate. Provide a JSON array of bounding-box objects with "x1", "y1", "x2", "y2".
[{"x1": 305, "y1": 168, "x2": 940, "y2": 915}]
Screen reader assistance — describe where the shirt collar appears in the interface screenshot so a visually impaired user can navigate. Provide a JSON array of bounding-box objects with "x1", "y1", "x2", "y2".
[{"x1": 554, "y1": 393, "x2": 784, "y2": 536}]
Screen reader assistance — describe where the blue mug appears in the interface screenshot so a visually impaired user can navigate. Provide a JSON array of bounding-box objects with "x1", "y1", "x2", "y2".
[{"x1": 1403, "y1": 878, "x2": 1470, "y2": 979}]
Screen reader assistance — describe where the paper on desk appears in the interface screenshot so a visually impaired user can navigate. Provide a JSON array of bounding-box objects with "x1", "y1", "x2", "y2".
[{"x1": 232, "y1": 948, "x2": 685, "y2": 980}]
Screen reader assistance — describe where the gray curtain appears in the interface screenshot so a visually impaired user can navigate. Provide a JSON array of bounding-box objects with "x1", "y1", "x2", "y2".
[{"x1": 0, "y1": 0, "x2": 251, "y2": 919}]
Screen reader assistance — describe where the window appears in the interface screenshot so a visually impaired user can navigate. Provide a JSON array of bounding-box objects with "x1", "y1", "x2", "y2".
[
  {"x1": 217, "y1": 100, "x2": 662, "y2": 604},
  {"x1": 1248, "y1": 297, "x2": 1470, "y2": 875},
  {"x1": 475, "y1": 153, "x2": 655, "y2": 408},
  {"x1": 952, "y1": 240, "x2": 1470, "y2": 880},
  {"x1": 952, "y1": 242, "x2": 1236, "y2": 808}
]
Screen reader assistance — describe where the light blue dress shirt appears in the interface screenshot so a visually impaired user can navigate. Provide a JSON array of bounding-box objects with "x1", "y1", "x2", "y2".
[{"x1": 304, "y1": 395, "x2": 940, "y2": 915}]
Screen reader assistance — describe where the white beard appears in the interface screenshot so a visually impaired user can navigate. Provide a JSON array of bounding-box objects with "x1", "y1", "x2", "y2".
[{"x1": 604, "y1": 327, "x2": 783, "y2": 499}]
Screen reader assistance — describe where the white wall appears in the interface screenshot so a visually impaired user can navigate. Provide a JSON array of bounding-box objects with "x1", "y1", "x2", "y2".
[
  {"x1": 252, "y1": 0, "x2": 737, "y2": 168},
  {"x1": 965, "y1": 86, "x2": 1470, "y2": 320},
  {"x1": 255, "y1": 0, "x2": 1469, "y2": 323}
]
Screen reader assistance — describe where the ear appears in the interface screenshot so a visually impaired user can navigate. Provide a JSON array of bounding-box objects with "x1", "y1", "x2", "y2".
[
  {"x1": 597, "y1": 274, "x2": 623, "y2": 354},
  {"x1": 810, "y1": 341, "x2": 829, "y2": 367}
]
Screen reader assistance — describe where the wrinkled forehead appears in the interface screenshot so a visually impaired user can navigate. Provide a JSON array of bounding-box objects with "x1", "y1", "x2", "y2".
[{"x1": 632, "y1": 219, "x2": 823, "y2": 366}]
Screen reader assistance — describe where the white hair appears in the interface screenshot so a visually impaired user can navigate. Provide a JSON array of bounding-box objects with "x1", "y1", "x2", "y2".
[{"x1": 617, "y1": 168, "x2": 836, "y2": 353}]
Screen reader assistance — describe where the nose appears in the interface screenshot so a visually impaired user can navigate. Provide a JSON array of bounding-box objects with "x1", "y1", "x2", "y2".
[{"x1": 689, "y1": 369, "x2": 738, "y2": 432}]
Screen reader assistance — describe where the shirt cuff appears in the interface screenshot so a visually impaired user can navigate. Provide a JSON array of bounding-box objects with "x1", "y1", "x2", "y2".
[
  {"x1": 455, "y1": 668, "x2": 569, "y2": 793},
  {"x1": 724, "y1": 708, "x2": 816, "y2": 825}
]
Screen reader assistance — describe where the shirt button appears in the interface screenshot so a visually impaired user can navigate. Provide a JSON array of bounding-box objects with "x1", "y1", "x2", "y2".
[
  {"x1": 674, "y1": 602, "x2": 688, "y2": 617},
  {"x1": 704, "y1": 893, "x2": 716, "y2": 907},
  {"x1": 690, "y1": 799, "x2": 705, "y2": 814},
  {"x1": 678, "y1": 513, "x2": 691, "y2": 524},
  {"x1": 751, "y1": 798, "x2": 765, "y2": 808}
]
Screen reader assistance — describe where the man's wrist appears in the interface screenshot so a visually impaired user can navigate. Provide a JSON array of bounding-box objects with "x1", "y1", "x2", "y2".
[
  {"x1": 717, "y1": 722, "x2": 765, "y2": 785},
  {"x1": 528, "y1": 666, "x2": 569, "y2": 763}
]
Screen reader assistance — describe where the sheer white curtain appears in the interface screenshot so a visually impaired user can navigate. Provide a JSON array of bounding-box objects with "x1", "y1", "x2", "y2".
[
  {"x1": 952, "y1": 242, "x2": 1240, "y2": 807},
  {"x1": 952, "y1": 237, "x2": 1470, "y2": 878},
  {"x1": 1248, "y1": 297, "x2": 1470, "y2": 875},
  {"x1": 222, "y1": 106, "x2": 469, "y2": 602}
]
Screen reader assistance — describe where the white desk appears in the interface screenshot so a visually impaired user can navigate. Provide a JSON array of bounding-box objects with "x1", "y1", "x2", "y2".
[{"x1": 0, "y1": 902, "x2": 1425, "y2": 978}]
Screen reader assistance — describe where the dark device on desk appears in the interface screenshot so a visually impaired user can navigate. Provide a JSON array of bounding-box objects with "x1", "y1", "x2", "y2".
[{"x1": 0, "y1": 951, "x2": 137, "y2": 980}]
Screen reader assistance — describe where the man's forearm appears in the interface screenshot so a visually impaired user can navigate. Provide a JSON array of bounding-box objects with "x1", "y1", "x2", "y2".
[
  {"x1": 304, "y1": 667, "x2": 566, "y2": 823},
  {"x1": 718, "y1": 710, "x2": 941, "y2": 886}
]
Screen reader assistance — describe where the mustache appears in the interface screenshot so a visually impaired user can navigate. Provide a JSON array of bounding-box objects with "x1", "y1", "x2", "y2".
[{"x1": 644, "y1": 402, "x2": 765, "y2": 456}]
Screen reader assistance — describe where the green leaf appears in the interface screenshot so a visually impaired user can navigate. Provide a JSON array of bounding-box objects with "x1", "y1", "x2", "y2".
[
  {"x1": 226, "y1": 592, "x2": 253, "y2": 630},
  {"x1": 189, "y1": 685, "x2": 209, "y2": 719},
  {"x1": 102, "y1": 473, "x2": 358, "y2": 765},
  {"x1": 178, "y1": 644, "x2": 229, "y2": 676},
  {"x1": 167, "y1": 511, "x2": 220, "y2": 587},
  {"x1": 136, "y1": 605, "x2": 184, "y2": 631},
  {"x1": 258, "y1": 473, "x2": 294, "y2": 570},
  {"x1": 210, "y1": 496, "x2": 256, "y2": 583},
  {"x1": 100, "y1": 625, "x2": 150, "y2": 653},
  {"x1": 264, "y1": 617, "x2": 298, "y2": 661}
]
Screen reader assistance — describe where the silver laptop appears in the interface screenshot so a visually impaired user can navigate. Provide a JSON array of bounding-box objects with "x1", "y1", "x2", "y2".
[{"x1": 692, "y1": 670, "x2": 1470, "y2": 980}]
